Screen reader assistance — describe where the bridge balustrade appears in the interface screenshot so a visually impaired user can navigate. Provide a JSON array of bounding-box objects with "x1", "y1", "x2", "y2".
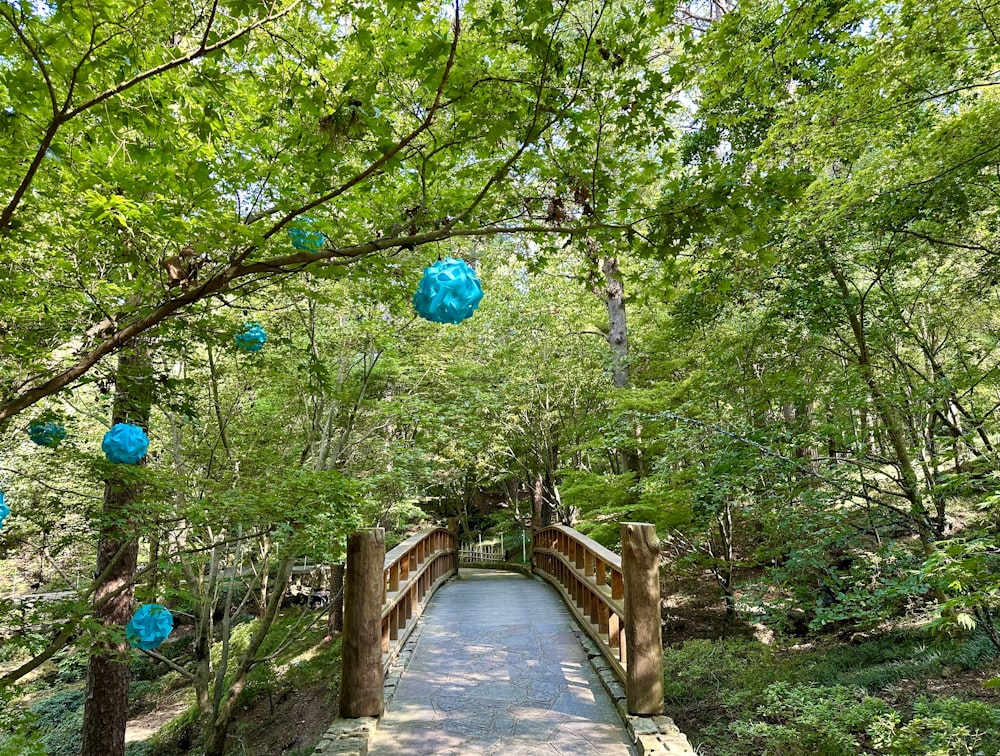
[
  {"x1": 381, "y1": 527, "x2": 458, "y2": 667},
  {"x1": 532, "y1": 525, "x2": 627, "y2": 678},
  {"x1": 532, "y1": 521, "x2": 664, "y2": 716},
  {"x1": 340, "y1": 520, "x2": 662, "y2": 719},
  {"x1": 340, "y1": 526, "x2": 458, "y2": 718}
]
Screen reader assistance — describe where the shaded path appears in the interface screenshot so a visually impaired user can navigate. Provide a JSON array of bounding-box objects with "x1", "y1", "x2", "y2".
[{"x1": 368, "y1": 569, "x2": 635, "y2": 756}]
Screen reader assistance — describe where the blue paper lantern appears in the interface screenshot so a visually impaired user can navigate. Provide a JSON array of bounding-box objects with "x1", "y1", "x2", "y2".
[
  {"x1": 102, "y1": 423, "x2": 149, "y2": 465},
  {"x1": 235, "y1": 322, "x2": 267, "y2": 353},
  {"x1": 288, "y1": 217, "x2": 326, "y2": 252},
  {"x1": 412, "y1": 257, "x2": 484, "y2": 324},
  {"x1": 126, "y1": 603, "x2": 174, "y2": 650},
  {"x1": 0, "y1": 491, "x2": 9, "y2": 531},
  {"x1": 28, "y1": 421, "x2": 67, "y2": 448}
]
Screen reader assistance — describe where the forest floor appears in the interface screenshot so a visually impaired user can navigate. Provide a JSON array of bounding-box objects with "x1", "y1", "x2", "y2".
[
  {"x1": 657, "y1": 575, "x2": 1000, "y2": 756},
  {"x1": 147, "y1": 618, "x2": 343, "y2": 756},
  {"x1": 126, "y1": 697, "x2": 190, "y2": 745},
  {"x1": 217, "y1": 681, "x2": 335, "y2": 756}
]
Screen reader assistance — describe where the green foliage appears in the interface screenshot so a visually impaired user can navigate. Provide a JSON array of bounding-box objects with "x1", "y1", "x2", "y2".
[
  {"x1": 771, "y1": 541, "x2": 927, "y2": 631},
  {"x1": 869, "y1": 698, "x2": 1000, "y2": 756},
  {"x1": 53, "y1": 645, "x2": 91, "y2": 684},
  {"x1": 128, "y1": 679, "x2": 162, "y2": 705},
  {"x1": 922, "y1": 533, "x2": 1000, "y2": 641},
  {"x1": 3, "y1": 1, "x2": 1000, "y2": 752},
  {"x1": 0, "y1": 688, "x2": 44, "y2": 756},
  {"x1": 27, "y1": 689, "x2": 86, "y2": 756},
  {"x1": 730, "y1": 683, "x2": 891, "y2": 755},
  {"x1": 561, "y1": 471, "x2": 636, "y2": 546},
  {"x1": 670, "y1": 632, "x2": 1000, "y2": 755}
]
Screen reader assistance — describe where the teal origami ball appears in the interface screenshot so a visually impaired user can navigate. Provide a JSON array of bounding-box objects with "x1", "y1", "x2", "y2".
[
  {"x1": 235, "y1": 323, "x2": 267, "y2": 353},
  {"x1": 0, "y1": 491, "x2": 9, "y2": 531},
  {"x1": 28, "y1": 421, "x2": 67, "y2": 448},
  {"x1": 102, "y1": 423, "x2": 149, "y2": 465},
  {"x1": 412, "y1": 258, "x2": 484, "y2": 324},
  {"x1": 126, "y1": 603, "x2": 174, "y2": 650},
  {"x1": 288, "y1": 217, "x2": 326, "y2": 252}
]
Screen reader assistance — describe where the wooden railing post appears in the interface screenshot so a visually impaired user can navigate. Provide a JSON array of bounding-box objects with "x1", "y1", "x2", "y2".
[
  {"x1": 446, "y1": 518, "x2": 460, "y2": 574},
  {"x1": 529, "y1": 515, "x2": 541, "y2": 570},
  {"x1": 621, "y1": 522, "x2": 664, "y2": 715},
  {"x1": 340, "y1": 528, "x2": 386, "y2": 718}
]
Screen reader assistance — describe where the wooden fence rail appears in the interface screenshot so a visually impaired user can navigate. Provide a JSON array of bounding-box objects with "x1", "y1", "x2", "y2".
[
  {"x1": 458, "y1": 542, "x2": 506, "y2": 563},
  {"x1": 532, "y1": 522, "x2": 664, "y2": 715},
  {"x1": 340, "y1": 526, "x2": 458, "y2": 717}
]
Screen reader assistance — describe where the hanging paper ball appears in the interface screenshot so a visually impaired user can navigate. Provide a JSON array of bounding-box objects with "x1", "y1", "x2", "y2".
[
  {"x1": 0, "y1": 491, "x2": 9, "y2": 531},
  {"x1": 28, "y1": 421, "x2": 67, "y2": 448},
  {"x1": 235, "y1": 322, "x2": 267, "y2": 353},
  {"x1": 102, "y1": 423, "x2": 149, "y2": 465},
  {"x1": 126, "y1": 603, "x2": 174, "y2": 650},
  {"x1": 288, "y1": 217, "x2": 326, "y2": 252},
  {"x1": 412, "y1": 257, "x2": 484, "y2": 324}
]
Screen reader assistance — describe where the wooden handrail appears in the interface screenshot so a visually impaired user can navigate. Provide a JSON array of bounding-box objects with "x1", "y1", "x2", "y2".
[
  {"x1": 532, "y1": 524, "x2": 628, "y2": 682},
  {"x1": 341, "y1": 525, "x2": 458, "y2": 718},
  {"x1": 380, "y1": 527, "x2": 458, "y2": 672},
  {"x1": 532, "y1": 522, "x2": 664, "y2": 715}
]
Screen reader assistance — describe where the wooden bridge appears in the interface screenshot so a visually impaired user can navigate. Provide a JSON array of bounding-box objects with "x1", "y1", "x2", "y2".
[{"x1": 322, "y1": 521, "x2": 694, "y2": 755}]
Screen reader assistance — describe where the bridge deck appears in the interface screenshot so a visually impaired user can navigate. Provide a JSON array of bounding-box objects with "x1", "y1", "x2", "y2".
[{"x1": 368, "y1": 569, "x2": 635, "y2": 756}]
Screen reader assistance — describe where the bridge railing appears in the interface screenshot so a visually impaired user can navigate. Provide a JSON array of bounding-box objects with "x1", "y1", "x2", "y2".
[
  {"x1": 532, "y1": 521, "x2": 664, "y2": 716},
  {"x1": 532, "y1": 525, "x2": 626, "y2": 675},
  {"x1": 339, "y1": 526, "x2": 458, "y2": 718},
  {"x1": 382, "y1": 527, "x2": 458, "y2": 666},
  {"x1": 458, "y1": 542, "x2": 506, "y2": 563}
]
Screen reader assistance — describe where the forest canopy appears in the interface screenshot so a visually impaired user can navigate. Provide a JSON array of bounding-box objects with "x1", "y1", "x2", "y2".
[{"x1": 2, "y1": 0, "x2": 1000, "y2": 754}]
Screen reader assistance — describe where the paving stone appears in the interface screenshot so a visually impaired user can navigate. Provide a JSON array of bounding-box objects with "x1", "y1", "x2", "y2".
[
  {"x1": 367, "y1": 570, "x2": 635, "y2": 756},
  {"x1": 628, "y1": 717, "x2": 660, "y2": 738},
  {"x1": 652, "y1": 715, "x2": 681, "y2": 734}
]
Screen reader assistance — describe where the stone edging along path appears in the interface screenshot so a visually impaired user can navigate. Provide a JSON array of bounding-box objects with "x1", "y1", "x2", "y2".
[{"x1": 312, "y1": 573, "x2": 695, "y2": 756}]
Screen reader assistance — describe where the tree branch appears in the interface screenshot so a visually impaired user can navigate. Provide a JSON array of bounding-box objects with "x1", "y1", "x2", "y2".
[{"x1": 0, "y1": 222, "x2": 610, "y2": 423}]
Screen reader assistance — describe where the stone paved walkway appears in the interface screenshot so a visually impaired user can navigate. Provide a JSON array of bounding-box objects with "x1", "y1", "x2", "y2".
[{"x1": 368, "y1": 569, "x2": 635, "y2": 756}]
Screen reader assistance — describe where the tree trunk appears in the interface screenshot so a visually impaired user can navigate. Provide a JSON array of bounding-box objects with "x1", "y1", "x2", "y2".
[
  {"x1": 81, "y1": 346, "x2": 152, "y2": 756},
  {"x1": 825, "y1": 254, "x2": 939, "y2": 558},
  {"x1": 533, "y1": 472, "x2": 553, "y2": 526},
  {"x1": 203, "y1": 552, "x2": 296, "y2": 756},
  {"x1": 327, "y1": 562, "x2": 345, "y2": 636},
  {"x1": 603, "y1": 255, "x2": 630, "y2": 390},
  {"x1": 600, "y1": 255, "x2": 641, "y2": 475}
]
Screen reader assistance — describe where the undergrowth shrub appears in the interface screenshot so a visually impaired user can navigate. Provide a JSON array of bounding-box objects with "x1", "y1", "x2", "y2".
[
  {"x1": 52, "y1": 646, "x2": 89, "y2": 684},
  {"x1": 130, "y1": 651, "x2": 163, "y2": 681},
  {"x1": 669, "y1": 632, "x2": 1000, "y2": 755},
  {"x1": 662, "y1": 637, "x2": 772, "y2": 704},
  {"x1": 729, "y1": 683, "x2": 890, "y2": 756},
  {"x1": 29, "y1": 689, "x2": 85, "y2": 756},
  {"x1": 869, "y1": 697, "x2": 1000, "y2": 756},
  {"x1": 29, "y1": 688, "x2": 85, "y2": 723}
]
